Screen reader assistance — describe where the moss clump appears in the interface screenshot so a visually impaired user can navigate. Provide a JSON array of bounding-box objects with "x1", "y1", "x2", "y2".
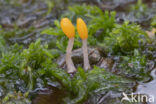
[
  {"x1": 0, "y1": 39, "x2": 135, "y2": 103},
  {"x1": 151, "y1": 16, "x2": 156, "y2": 28},
  {"x1": 102, "y1": 21, "x2": 148, "y2": 55},
  {"x1": 116, "y1": 49, "x2": 149, "y2": 80}
]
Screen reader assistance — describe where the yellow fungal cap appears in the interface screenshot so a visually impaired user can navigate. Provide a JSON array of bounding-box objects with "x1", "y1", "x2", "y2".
[
  {"x1": 77, "y1": 18, "x2": 88, "y2": 39},
  {"x1": 60, "y1": 18, "x2": 75, "y2": 38},
  {"x1": 152, "y1": 28, "x2": 156, "y2": 34}
]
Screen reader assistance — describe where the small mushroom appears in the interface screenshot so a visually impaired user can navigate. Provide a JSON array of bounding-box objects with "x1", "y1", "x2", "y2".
[
  {"x1": 60, "y1": 18, "x2": 76, "y2": 73},
  {"x1": 77, "y1": 18, "x2": 91, "y2": 71},
  {"x1": 146, "y1": 28, "x2": 156, "y2": 39}
]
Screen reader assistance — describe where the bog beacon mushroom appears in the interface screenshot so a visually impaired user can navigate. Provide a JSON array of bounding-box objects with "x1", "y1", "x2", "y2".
[
  {"x1": 77, "y1": 18, "x2": 91, "y2": 71},
  {"x1": 60, "y1": 18, "x2": 76, "y2": 73}
]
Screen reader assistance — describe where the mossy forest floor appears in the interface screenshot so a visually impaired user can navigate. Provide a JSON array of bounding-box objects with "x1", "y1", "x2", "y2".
[{"x1": 0, "y1": 0, "x2": 155, "y2": 104}]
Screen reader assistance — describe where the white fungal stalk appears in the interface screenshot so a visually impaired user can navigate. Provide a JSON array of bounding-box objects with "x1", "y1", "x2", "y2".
[
  {"x1": 82, "y1": 39, "x2": 91, "y2": 71},
  {"x1": 66, "y1": 37, "x2": 76, "y2": 73}
]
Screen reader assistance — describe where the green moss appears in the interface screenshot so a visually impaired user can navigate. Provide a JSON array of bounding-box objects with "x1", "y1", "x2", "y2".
[
  {"x1": 0, "y1": 35, "x2": 6, "y2": 54},
  {"x1": 88, "y1": 11, "x2": 116, "y2": 41},
  {"x1": 117, "y1": 49, "x2": 149, "y2": 80},
  {"x1": 62, "y1": 4, "x2": 116, "y2": 41},
  {"x1": 1, "y1": 26, "x2": 35, "y2": 39},
  {"x1": 41, "y1": 20, "x2": 81, "y2": 52},
  {"x1": 130, "y1": 0, "x2": 149, "y2": 18},
  {"x1": 0, "y1": 2, "x2": 155, "y2": 104},
  {"x1": 42, "y1": 5, "x2": 116, "y2": 51},
  {"x1": 1, "y1": 91, "x2": 31, "y2": 104},
  {"x1": 49, "y1": 66, "x2": 133, "y2": 103},
  {"x1": 0, "y1": 38, "x2": 135, "y2": 103},
  {"x1": 62, "y1": 4, "x2": 102, "y2": 22},
  {"x1": 101, "y1": 21, "x2": 148, "y2": 54},
  {"x1": 0, "y1": 39, "x2": 58, "y2": 98},
  {"x1": 42, "y1": 4, "x2": 103, "y2": 50},
  {"x1": 151, "y1": 16, "x2": 156, "y2": 28},
  {"x1": 0, "y1": 26, "x2": 6, "y2": 54}
]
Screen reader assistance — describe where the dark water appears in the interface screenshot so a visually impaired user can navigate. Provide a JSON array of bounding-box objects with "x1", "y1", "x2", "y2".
[
  {"x1": 32, "y1": 86, "x2": 65, "y2": 104},
  {"x1": 136, "y1": 68, "x2": 156, "y2": 104}
]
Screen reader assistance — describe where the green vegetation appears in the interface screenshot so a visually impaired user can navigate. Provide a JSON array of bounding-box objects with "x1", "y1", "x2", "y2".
[
  {"x1": 130, "y1": 0, "x2": 149, "y2": 18},
  {"x1": 41, "y1": 20, "x2": 73, "y2": 52},
  {"x1": 0, "y1": 35, "x2": 6, "y2": 54},
  {"x1": 0, "y1": 1, "x2": 155, "y2": 104},
  {"x1": 117, "y1": 49, "x2": 149, "y2": 80},
  {"x1": 63, "y1": 66, "x2": 133, "y2": 103},
  {"x1": 62, "y1": 4, "x2": 102, "y2": 22},
  {"x1": 42, "y1": 5, "x2": 116, "y2": 51},
  {"x1": 88, "y1": 11, "x2": 116, "y2": 41},
  {"x1": 1, "y1": 91, "x2": 30, "y2": 104},
  {"x1": 151, "y1": 16, "x2": 156, "y2": 27},
  {"x1": 0, "y1": 39, "x2": 134, "y2": 103},
  {"x1": 1, "y1": 27, "x2": 35, "y2": 39},
  {"x1": 102, "y1": 21, "x2": 148, "y2": 54},
  {"x1": 62, "y1": 4, "x2": 116, "y2": 42}
]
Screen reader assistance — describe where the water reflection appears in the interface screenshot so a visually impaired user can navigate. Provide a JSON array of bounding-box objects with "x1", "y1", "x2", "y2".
[
  {"x1": 32, "y1": 86, "x2": 65, "y2": 104},
  {"x1": 136, "y1": 68, "x2": 156, "y2": 104}
]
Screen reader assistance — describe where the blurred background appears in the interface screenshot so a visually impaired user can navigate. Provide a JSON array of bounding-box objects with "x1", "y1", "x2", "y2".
[{"x1": 0, "y1": 0, "x2": 155, "y2": 45}]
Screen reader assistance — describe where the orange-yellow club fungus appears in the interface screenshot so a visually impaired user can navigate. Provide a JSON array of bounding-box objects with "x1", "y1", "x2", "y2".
[
  {"x1": 77, "y1": 18, "x2": 91, "y2": 71},
  {"x1": 146, "y1": 28, "x2": 156, "y2": 39},
  {"x1": 60, "y1": 18, "x2": 76, "y2": 73}
]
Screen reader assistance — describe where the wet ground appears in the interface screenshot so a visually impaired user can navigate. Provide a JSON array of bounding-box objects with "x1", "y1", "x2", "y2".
[
  {"x1": 137, "y1": 68, "x2": 156, "y2": 104},
  {"x1": 0, "y1": 0, "x2": 156, "y2": 104},
  {"x1": 0, "y1": 0, "x2": 155, "y2": 45}
]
